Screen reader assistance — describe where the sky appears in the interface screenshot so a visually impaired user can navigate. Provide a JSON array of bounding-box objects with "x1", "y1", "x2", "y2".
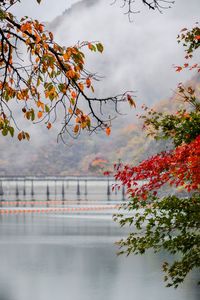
[{"x1": 12, "y1": 0, "x2": 79, "y2": 21}]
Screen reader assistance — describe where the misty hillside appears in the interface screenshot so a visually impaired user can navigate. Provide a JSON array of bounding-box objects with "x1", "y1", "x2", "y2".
[
  {"x1": 0, "y1": 0, "x2": 199, "y2": 176},
  {"x1": 1, "y1": 74, "x2": 199, "y2": 176}
]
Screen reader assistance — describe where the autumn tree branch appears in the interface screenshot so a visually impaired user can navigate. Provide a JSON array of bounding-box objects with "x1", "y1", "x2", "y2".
[{"x1": 0, "y1": 1, "x2": 136, "y2": 141}]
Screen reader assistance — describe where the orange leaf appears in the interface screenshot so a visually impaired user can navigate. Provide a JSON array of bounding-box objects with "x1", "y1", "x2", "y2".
[
  {"x1": 36, "y1": 100, "x2": 44, "y2": 109},
  {"x1": 66, "y1": 70, "x2": 75, "y2": 79},
  {"x1": 71, "y1": 91, "x2": 77, "y2": 98},
  {"x1": 74, "y1": 124, "x2": 79, "y2": 134},
  {"x1": 47, "y1": 122, "x2": 52, "y2": 130},
  {"x1": 63, "y1": 52, "x2": 70, "y2": 61},
  {"x1": 86, "y1": 78, "x2": 91, "y2": 88},
  {"x1": 76, "y1": 117, "x2": 81, "y2": 123},
  {"x1": 68, "y1": 108, "x2": 73, "y2": 115},
  {"x1": 78, "y1": 83, "x2": 84, "y2": 92},
  {"x1": 88, "y1": 43, "x2": 93, "y2": 50},
  {"x1": 105, "y1": 127, "x2": 111, "y2": 136},
  {"x1": 18, "y1": 132, "x2": 23, "y2": 141},
  {"x1": 37, "y1": 111, "x2": 43, "y2": 119}
]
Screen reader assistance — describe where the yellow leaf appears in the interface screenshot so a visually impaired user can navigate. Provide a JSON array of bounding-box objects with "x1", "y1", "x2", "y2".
[{"x1": 81, "y1": 122, "x2": 87, "y2": 129}]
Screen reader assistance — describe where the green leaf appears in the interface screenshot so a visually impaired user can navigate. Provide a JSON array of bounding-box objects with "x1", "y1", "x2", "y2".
[
  {"x1": 8, "y1": 127, "x2": 14, "y2": 137},
  {"x1": 0, "y1": 9, "x2": 6, "y2": 20},
  {"x1": 45, "y1": 105, "x2": 50, "y2": 113},
  {"x1": 96, "y1": 43, "x2": 104, "y2": 53},
  {"x1": 31, "y1": 109, "x2": 35, "y2": 121},
  {"x1": 2, "y1": 128, "x2": 8, "y2": 136}
]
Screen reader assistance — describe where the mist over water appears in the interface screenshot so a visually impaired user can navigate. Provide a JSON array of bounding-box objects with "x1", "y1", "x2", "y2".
[{"x1": 0, "y1": 213, "x2": 199, "y2": 300}]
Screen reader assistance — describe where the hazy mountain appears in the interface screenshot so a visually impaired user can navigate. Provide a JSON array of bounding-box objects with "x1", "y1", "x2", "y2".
[{"x1": 0, "y1": 0, "x2": 199, "y2": 176}]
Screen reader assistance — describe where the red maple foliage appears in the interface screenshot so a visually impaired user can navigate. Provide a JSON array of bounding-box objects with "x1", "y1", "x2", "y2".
[{"x1": 114, "y1": 135, "x2": 200, "y2": 199}]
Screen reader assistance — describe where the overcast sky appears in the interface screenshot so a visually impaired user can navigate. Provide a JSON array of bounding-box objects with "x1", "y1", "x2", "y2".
[
  {"x1": 12, "y1": 0, "x2": 79, "y2": 21},
  {"x1": 12, "y1": 0, "x2": 200, "y2": 23}
]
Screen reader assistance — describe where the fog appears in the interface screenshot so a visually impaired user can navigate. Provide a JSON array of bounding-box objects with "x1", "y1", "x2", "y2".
[
  {"x1": 51, "y1": 0, "x2": 199, "y2": 103},
  {"x1": 1, "y1": 0, "x2": 199, "y2": 175}
]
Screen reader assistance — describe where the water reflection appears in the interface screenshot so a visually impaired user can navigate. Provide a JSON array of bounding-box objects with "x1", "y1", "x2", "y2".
[{"x1": 0, "y1": 215, "x2": 199, "y2": 300}]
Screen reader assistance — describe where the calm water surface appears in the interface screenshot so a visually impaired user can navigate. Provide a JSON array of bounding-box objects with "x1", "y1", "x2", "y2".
[{"x1": 0, "y1": 212, "x2": 199, "y2": 300}]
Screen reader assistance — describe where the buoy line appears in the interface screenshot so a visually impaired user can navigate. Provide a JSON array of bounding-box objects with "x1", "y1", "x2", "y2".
[
  {"x1": 0, "y1": 205, "x2": 120, "y2": 215},
  {"x1": 0, "y1": 200, "x2": 121, "y2": 206}
]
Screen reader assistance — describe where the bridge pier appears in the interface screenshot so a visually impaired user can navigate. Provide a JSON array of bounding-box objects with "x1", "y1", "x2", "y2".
[
  {"x1": 84, "y1": 180, "x2": 87, "y2": 196},
  {"x1": 16, "y1": 181, "x2": 19, "y2": 197},
  {"x1": 0, "y1": 180, "x2": 3, "y2": 196},
  {"x1": 23, "y1": 179, "x2": 26, "y2": 196},
  {"x1": 0, "y1": 181, "x2": 3, "y2": 205},
  {"x1": 115, "y1": 185, "x2": 117, "y2": 195},
  {"x1": 77, "y1": 180, "x2": 80, "y2": 196},
  {"x1": 31, "y1": 180, "x2": 34, "y2": 198},
  {"x1": 107, "y1": 179, "x2": 110, "y2": 198},
  {"x1": 54, "y1": 180, "x2": 57, "y2": 197},
  {"x1": 122, "y1": 185, "x2": 125, "y2": 200},
  {"x1": 62, "y1": 181, "x2": 65, "y2": 203},
  {"x1": 46, "y1": 183, "x2": 50, "y2": 201}
]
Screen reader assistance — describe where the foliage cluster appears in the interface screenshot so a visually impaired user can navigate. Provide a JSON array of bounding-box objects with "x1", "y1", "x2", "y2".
[
  {"x1": 0, "y1": 0, "x2": 136, "y2": 141},
  {"x1": 114, "y1": 25, "x2": 200, "y2": 288}
]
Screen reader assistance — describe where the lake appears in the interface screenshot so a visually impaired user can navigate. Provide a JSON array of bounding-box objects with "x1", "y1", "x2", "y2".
[{"x1": 0, "y1": 179, "x2": 199, "y2": 300}]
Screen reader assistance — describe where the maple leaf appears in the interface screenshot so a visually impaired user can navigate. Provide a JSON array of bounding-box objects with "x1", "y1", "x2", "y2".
[{"x1": 175, "y1": 66, "x2": 182, "y2": 72}]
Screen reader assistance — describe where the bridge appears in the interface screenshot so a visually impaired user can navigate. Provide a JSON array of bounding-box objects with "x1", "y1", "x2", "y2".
[{"x1": 0, "y1": 176, "x2": 126, "y2": 215}]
